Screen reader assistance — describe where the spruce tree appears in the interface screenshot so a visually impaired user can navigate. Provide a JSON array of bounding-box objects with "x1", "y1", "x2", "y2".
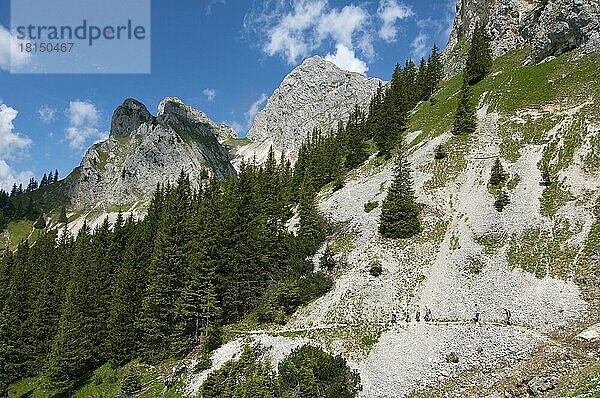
[
  {"x1": 298, "y1": 177, "x2": 322, "y2": 246},
  {"x1": 415, "y1": 57, "x2": 429, "y2": 102},
  {"x1": 46, "y1": 223, "x2": 97, "y2": 389},
  {"x1": 489, "y1": 158, "x2": 507, "y2": 186},
  {"x1": 0, "y1": 244, "x2": 34, "y2": 394},
  {"x1": 494, "y1": 190, "x2": 510, "y2": 212},
  {"x1": 330, "y1": 136, "x2": 345, "y2": 191},
  {"x1": 379, "y1": 151, "x2": 421, "y2": 239},
  {"x1": 136, "y1": 173, "x2": 191, "y2": 362},
  {"x1": 173, "y1": 182, "x2": 222, "y2": 354},
  {"x1": 33, "y1": 214, "x2": 46, "y2": 229},
  {"x1": 425, "y1": 45, "x2": 444, "y2": 98},
  {"x1": 27, "y1": 232, "x2": 61, "y2": 372},
  {"x1": 465, "y1": 23, "x2": 492, "y2": 85},
  {"x1": 58, "y1": 206, "x2": 68, "y2": 224},
  {"x1": 108, "y1": 217, "x2": 147, "y2": 365},
  {"x1": 343, "y1": 106, "x2": 369, "y2": 169},
  {"x1": 375, "y1": 93, "x2": 401, "y2": 159},
  {"x1": 452, "y1": 80, "x2": 477, "y2": 135}
]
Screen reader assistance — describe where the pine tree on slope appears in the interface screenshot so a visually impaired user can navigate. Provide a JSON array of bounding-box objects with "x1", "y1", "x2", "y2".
[
  {"x1": 379, "y1": 151, "x2": 421, "y2": 239},
  {"x1": 489, "y1": 158, "x2": 507, "y2": 186},
  {"x1": 298, "y1": 176, "x2": 322, "y2": 246},
  {"x1": 426, "y1": 45, "x2": 444, "y2": 98},
  {"x1": 452, "y1": 80, "x2": 477, "y2": 135},
  {"x1": 465, "y1": 23, "x2": 493, "y2": 85}
]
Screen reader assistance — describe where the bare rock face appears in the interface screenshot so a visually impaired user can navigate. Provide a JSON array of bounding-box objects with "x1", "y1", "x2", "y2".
[
  {"x1": 65, "y1": 97, "x2": 235, "y2": 209},
  {"x1": 443, "y1": 0, "x2": 600, "y2": 77},
  {"x1": 246, "y1": 56, "x2": 383, "y2": 159},
  {"x1": 157, "y1": 97, "x2": 236, "y2": 143},
  {"x1": 522, "y1": 0, "x2": 600, "y2": 65},
  {"x1": 110, "y1": 98, "x2": 155, "y2": 138}
]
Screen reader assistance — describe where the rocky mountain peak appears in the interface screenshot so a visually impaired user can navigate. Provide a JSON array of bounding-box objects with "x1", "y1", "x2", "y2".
[
  {"x1": 295, "y1": 55, "x2": 338, "y2": 71},
  {"x1": 443, "y1": 0, "x2": 600, "y2": 76},
  {"x1": 65, "y1": 97, "x2": 235, "y2": 210},
  {"x1": 245, "y1": 56, "x2": 382, "y2": 160},
  {"x1": 110, "y1": 98, "x2": 155, "y2": 138},
  {"x1": 299, "y1": 54, "x2": 327, "y2": 66},
  {"x1": 157, "y1": 96, "x2": 236, "y2": 142}
]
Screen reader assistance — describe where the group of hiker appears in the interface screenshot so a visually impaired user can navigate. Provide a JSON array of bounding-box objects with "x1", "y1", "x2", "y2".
[{"x1": 390, "y1": 304, "x2": 513, "y2": 326}]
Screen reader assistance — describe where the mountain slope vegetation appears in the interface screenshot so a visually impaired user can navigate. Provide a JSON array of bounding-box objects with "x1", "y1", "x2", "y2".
[{"x1": 2, "y1": 9, "x2": 599, "y2": 397}]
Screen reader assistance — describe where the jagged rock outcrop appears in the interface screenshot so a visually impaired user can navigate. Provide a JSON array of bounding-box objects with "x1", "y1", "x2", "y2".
[
  {"x1": 110, "y1": 98, "x2": 155, "y2": 138},
  {"x1": 443, "y1": 0, "x2": 600, "y2": 77},
  {"x1": 157, "y1": 97, "x2": 237, "y2": 143},
  {"x1": 65, "y1": 97, "x2": 235, "y2": 209},
  {"x1": 246, "y1": 56, "x2": 383, "y2": 160}
]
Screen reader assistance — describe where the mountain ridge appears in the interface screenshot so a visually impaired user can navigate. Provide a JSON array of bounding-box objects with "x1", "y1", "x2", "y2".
[
  {"x1": 63, "y1": 96, "x2": 235, "y2": 210},
  {"x1": 242, "y1": 55, "x2": 383, "y2": 163}
]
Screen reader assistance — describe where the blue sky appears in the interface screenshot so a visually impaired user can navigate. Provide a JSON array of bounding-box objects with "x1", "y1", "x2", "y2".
[{"x1": 0, "y1": 0, "x2": 454, "y2": 190}]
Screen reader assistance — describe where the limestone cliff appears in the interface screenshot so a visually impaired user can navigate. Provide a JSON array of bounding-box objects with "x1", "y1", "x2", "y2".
[
  {"x1": 443, "y1": 0, "x2": 600, "y2": 76},
  {"x1": 64, "y1": 97, "x2": 235, "y2": 209},
  {"x1": 244, "y1": 56, "x2": 382, "y2": 162}
]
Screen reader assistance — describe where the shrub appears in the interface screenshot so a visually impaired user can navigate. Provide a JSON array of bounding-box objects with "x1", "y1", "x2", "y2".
[
  {"x1": 364, "y1": 201, "x2": 378, "y2": 213},
  {"x1": 256, "y1": 304, "x2": 286, "y2": 325},
  {"x1": 119, "y1": 367, "x2": 141, "y2": 397},
  {"x1": 203, "y1": 325, "x2": 223, "y2": 352},
  {"x1": 276, "y1": 345, "x2": 361, "y2": 398},
  {"x1": 434, "y1": 144, "x2": 447, "y2": 159},
  {"x1": 540, "y1": 167, "x2": 553, "y2": 186},
  {"x1": 369, "y1": 260, "x2": 383, "y2": 277},
  {"x1": 299, "y1": 272, "x2": 333, "y2": 304},
  {"x1": 33, "y1": 214, "x2": 46, "y2": 229},
  {"x1": 446, "y1": 352, "x2": 459, "y2": 363},
  {"x1": 465, "y1": 255, "x2": 485, "y2": 274},
  {"x1": 320, "y1": 245, "x2": 337, "y2": 271},
  {"x1": 200, "y1": 345, "x2": 361, "y2": 398},
  {"x1": 489, "y1": 158, "x2": 507, "y2": 186},
  {"x1": 200, "y1": 346, "x2": 274, "y2": 398},
  {"x1": 494, "y1": 190, "x2": 510, "y2": 212}
]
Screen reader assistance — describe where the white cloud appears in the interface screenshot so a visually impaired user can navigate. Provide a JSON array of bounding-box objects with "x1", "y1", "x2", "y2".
[
  {"x1": 245, "y1": 93, "x2": 268, "y2": 124},
  {"x1": 416, "y1": 1, "x2": 456, "y2": 50},
  {"x1": 378, "y1": 0, "x2": 414, "y2": 42},
  {"x1": 0, "y1": 103, "x2": 32, "y2": 159},
  {"x1": 64, "y1": 100, "x2": 106, "y2": 149},
  {"x1": 317, "y1": 5, "x2": 368, "y2": 48},
  {"x1": 324, "y1": 43, "x2": 368, "y2": 74},
  {"x1": 0, "y1": 101, "x2": 33, "y2": 191},
  {"x1": 442, "y1": 2, "x2": 456, "y2": 45},
  {"x1": 225, "y1": 92, "x2": 268, "y2": 136},
  {"x1": 225, "y1": 120, "x2": 243, "y2": 135},
  {"x1": 411, "y1": 32, "x2": 429, "y2": 61},
  {"x1": 205, "y1": 0, "x2": 226, "y2": 16},
  {"x1": 37, "y1": 105, "x2": 56, "y2": 124},
  {"x1": 264, "y1": 0, "x2": 327, "y2": 63},
  {"x1": 0, "y1": 160, "x2": 34, "y2": 191},
  {"x1": 0, "y1": 25, "x2": 32, "y2": 71},
  {"x1": 203, "y1": 88, "x2": 217, "y2": 102},
  {"x1": 247, "y1": 0, "x2": 372, "y2": 72}
]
